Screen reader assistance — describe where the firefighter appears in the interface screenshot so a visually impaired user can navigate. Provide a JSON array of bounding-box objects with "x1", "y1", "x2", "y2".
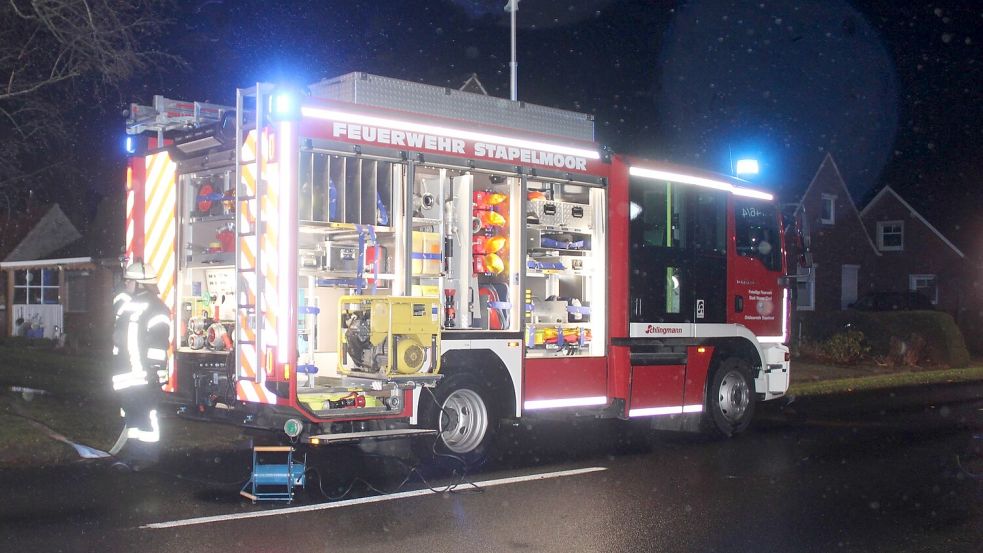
[{"x1": 108, "y1": 261, "x2": 171, "y2": 471}]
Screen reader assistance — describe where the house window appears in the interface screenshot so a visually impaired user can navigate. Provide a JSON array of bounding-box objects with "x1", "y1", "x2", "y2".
[
  {"x1": 909, "y1": 274, "x2": 938, "y2": 304},
  {"x1": 877, "y1": 220, "x2": 904, "y2": 251},
  {"x1": 66, "y1": 272, "x2": 88, "y2": 313},
  {"x1": 796, "y1": 265, "x2": 816, "y2": 311},
  {"x1": 13, "y1": 269, "x2": 60, "y2": 305},
  {"x1": 820, "y1": 193, "x2": 836, "y2": 225}
]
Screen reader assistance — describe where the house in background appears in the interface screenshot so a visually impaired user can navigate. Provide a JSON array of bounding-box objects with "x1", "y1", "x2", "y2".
[
  {"x1": 860, "y1": 186, "x2": 967, "y2": 314},
  {"x1": 0, "y1": 200, "x2": 121, "y2": 346},
  {"x1": 791, "y1": 153, "x2": 978, "y2": 348},
  {"x1": 793, "y1": 154, "x2": 880, "y2": 315}
]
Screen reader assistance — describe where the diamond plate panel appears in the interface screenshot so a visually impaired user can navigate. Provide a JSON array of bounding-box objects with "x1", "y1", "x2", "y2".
[{"x1": 308, "y1": 72, "x2": 594, "y2": 142}]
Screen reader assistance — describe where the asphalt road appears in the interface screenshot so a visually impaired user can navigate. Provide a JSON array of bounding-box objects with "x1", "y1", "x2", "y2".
[{"x1": 2, "y1": 383, "x2": 982, "y2": 553}]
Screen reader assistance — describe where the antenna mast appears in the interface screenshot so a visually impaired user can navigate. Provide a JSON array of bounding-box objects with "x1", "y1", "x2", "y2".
[{"x1": 505, "y1": 0, "x2": 519, "y2": 101}]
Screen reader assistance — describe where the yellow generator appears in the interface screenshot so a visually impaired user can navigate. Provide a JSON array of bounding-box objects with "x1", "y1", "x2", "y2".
[{"x1": 338, "y1": 296, "x2": 441, "y2": 377}]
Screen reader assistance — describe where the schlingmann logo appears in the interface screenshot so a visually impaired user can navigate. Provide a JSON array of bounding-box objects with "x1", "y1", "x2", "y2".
[{"x1": 645, "y1": 325, "x2": 683, "y2": 335}]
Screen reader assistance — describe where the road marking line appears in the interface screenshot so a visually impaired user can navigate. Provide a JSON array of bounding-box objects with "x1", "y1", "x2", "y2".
[{"x1": 141, "y1": 466, "x2": 607, "y2": 529}]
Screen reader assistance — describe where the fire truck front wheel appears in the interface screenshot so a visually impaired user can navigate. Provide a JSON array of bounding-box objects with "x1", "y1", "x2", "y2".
[
  {"x1": 417, "y1": 373, "x2": 498, "y2": 464},
  {"x1": 703, "y1": 357, "x2": 756, "y2": 437}
]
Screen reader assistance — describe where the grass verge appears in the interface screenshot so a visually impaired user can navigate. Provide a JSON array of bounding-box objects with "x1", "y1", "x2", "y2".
[
  {"x1": 790, "y1": 366, "x2": 983, "y2": 396},
  {"x1": 0, "y1": 346, "x2": 109, "y2": 397},
  {"x1": 0, "y1": 390, "x2": 248, "y2": 469}
]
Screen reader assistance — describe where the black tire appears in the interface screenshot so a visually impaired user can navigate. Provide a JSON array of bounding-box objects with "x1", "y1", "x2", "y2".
[
  {"x1": 414, "y1": 372, "x2": 498, "y2": 466},
  {"x1": 703, "y1": 357, "x2": 756, "y2": 437}
]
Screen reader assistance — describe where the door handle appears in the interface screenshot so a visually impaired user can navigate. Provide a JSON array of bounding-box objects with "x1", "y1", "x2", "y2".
[
  {"x1": 734, "y1": 295, "x2": 744, "y2": 313},
  {"x1": 633, "y1": 297, "x2": 642, "y2": 317}
]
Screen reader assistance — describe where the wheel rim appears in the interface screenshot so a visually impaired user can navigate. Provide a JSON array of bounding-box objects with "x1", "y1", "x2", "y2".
[
  {"x1": 717, "y1": 370, "x2": 750, "y2": 424},
  {"x1": 439, "y1": 388, "x2": 489, "y2": 454}
]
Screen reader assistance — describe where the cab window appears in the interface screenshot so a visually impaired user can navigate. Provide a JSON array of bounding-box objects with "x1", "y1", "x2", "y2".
[{"x1": 735, "y1": 200, "x2": 781, "y2": 271}]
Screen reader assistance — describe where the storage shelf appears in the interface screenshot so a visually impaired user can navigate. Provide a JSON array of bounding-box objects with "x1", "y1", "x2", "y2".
[
  {"x1": 298, "y1": 221, "x2": 394, "y2": 236},
  {"x1": 526, "y1": 269, "x2": 592, "y2": 277},
  {"x1": 412, "y1": 217, "x2": 442, "y2": 227},
  {"x1": 525, "y1": 351, "x2": 593, "y2": 358},
  {"x1": 187, "y1": 254, "x2": 234, "y2": 268},
  {"x1": 189, "y1": 215, "x2": 235, "y2": 224},
  {"x1": 301, "y1": 269, "x2": 396, "y2": 280},
  {"x1": 177, "y1": 347, "x2": 232, "y2": 355},
  {"x1": 526, "y1": 223, "x2": 593, "y2": 233},
  {"x1": 528, "y1": 248, "x2": 591, "y2": 255}
]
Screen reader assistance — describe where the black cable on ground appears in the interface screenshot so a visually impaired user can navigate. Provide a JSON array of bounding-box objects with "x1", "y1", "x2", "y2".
[
  {"x1": 305, "y1": 458, "x2": 481, "y2": 501},
  {"x1": 955, "y1": 433, "x2": 983, "y2": 480},
  {"x1": 302, "y1": 385, "x2": 485, "y2": 501}
]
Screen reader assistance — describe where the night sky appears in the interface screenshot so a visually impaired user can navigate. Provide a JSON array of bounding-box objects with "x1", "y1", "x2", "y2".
[{"x1": 83, "y1": 0, "x2": 982, "y2": 255}]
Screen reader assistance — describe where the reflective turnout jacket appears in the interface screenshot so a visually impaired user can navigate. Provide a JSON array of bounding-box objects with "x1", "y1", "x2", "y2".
[{"x1": 112, "y1": 289, "x2": 171, "y2": 391}]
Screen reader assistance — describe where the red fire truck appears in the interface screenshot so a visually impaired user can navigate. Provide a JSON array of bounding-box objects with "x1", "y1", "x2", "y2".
[{"x1": 123, "y1": 73, "x2": 790, "y2": 461}]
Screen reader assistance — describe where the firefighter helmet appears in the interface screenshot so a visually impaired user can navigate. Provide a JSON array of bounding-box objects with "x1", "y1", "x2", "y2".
[{"x1": 124, "y1": 262, "x2": 158, "y2": 283}]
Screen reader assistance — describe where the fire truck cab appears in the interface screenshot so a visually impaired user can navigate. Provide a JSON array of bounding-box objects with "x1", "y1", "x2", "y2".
[{"x1": 123, "y1": 72, "x2": 790, "y2": 459}]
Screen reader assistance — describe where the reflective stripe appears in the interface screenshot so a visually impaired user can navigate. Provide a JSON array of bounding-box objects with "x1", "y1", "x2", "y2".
[
  {"x1": 113, "y1": 296, "x2": 170, "y2": 392},
  {"x1": 112, "y1": 371, "x2": 148, "y2": 391},
  {"x1": 146, "y1": 314, "x2": 171, "y2": 330},
  {"x1": 628, "y1": 406, "x2": 682, "y2": 417},
  {"x1": 128, "y1": 317, "x2": 143, "y2": 375},
  {"x1": 126, "y1": 302, "x2": 150, "y2": 378},
  {"x1": 523, "y1": 396, "x2": 607, "y2": 410},
  {"x1": 119, "y1": 301, "x2": 149, "y2": 314},
  {"x1": 125, "y1": 410, "x2": 160, "y2": 443},
  {"x1": 627, "y1": 404, "x2": 705, "y2": 418},
  {"x1": 114, "y1": 293, "x2": 133, "y2": 317}
]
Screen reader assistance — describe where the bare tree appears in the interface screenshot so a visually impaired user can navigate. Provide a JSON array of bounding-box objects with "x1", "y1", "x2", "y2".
[{"x1": 0, "y1": 0, "x2": 174, "y2": 210}]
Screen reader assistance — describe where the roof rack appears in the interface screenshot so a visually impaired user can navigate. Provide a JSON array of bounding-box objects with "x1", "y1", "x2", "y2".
[{"x1": 126, "y1": 95, "x2": 234, "y2": 142}]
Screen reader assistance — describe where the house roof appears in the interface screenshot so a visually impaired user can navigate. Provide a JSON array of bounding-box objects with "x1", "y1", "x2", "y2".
[
  {"x1": 795, "y1": 153, "x2": 880, "y2": 257},
  {"x1": 2, "y1": 204, "x2": 82, "y2": 262},
  {"x1": 459, "y1": 73, "x2": 489, "y2": 95},
  {"x1": 860, "y1": 185, "x2": 965, "y2": 259},
  {"x1": 0, "y1": 197, "x2": 122, "y2": 265},
  {"x1": 0, "y1": 256, "x2": 94, "y2": 270},
  {"x1": 0, "y1": 204, "x2": 53, "y2": 260}
]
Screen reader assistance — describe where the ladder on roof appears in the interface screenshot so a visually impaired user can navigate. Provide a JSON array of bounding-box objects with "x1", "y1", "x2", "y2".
[{"x1": 125, "y1": 95, "x2": 234, "y2": 143}]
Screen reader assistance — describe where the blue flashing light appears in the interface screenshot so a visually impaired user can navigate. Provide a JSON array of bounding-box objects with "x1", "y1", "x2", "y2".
[
  {"x1": 271, "y1": 90, "x2": 301, "y2": 121},
  {"x1": 124, "y1": 136, "x2": 136, "y2": 154},
  {"x1": 735, "y1": 158, "x2": 760, "y2": 176}
]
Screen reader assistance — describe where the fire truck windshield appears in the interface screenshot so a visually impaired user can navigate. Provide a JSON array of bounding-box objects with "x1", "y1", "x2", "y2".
[{"x1": 735, "y1": 200, "x2": 781, "y2": 271}]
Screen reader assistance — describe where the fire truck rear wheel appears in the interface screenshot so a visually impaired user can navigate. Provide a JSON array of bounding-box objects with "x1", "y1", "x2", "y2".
[
  {"x1": 704, "y1": 357, "x2": 756, "y2": 438},
  {"x1": 417, "y1": 373, "x2": 497, "y2": 465}
]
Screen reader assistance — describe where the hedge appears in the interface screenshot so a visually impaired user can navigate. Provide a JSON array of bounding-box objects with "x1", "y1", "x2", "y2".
[{"x1": 798, "y1": 310, "x2": 970, "y2": 368}]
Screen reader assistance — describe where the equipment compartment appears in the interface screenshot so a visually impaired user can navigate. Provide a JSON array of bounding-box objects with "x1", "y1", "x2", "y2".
[{"x1": 524, "y1": 181, "x2": 605, "y2": 358}]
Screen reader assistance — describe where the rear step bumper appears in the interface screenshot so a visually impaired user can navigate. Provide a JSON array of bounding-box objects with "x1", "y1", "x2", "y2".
[{"x1": 306, "y1": 428, "x2": 437, "y2": 444}]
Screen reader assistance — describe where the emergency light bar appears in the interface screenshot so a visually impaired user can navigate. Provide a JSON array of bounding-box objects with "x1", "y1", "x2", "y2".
[
  {"x1": 301, "y1": 106, "x2": 601, "y2": 161},
  {"x1": 271, "y1": 90, "x2": 302, "y2": 121},
  {"x1": 735, "y1": 159, "x2": 760, "y2": 176},
  {"x1": 629, "y1": 166, "x2": 773, "y2": 201}
]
